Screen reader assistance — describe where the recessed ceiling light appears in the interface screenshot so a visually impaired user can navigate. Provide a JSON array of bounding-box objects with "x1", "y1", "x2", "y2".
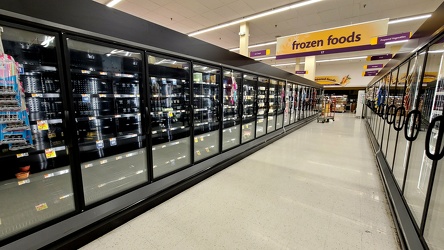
[{"x1": 106, "y1": 0, "x2": 122, "y2": 7}]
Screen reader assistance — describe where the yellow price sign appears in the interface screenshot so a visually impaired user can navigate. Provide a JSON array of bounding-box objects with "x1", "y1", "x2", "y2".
[
  {"x1": 205, "y1": 147, "x2": 210, "y2": 153},
  {"x1": 194, "y1": 138, "x2": 198, "y2": 143},
  {"x1": 37, "y1": 120, "x2": 49, "y2": 131},
  {"x1": 168, "y1": 112, "x2": 173, "y2": 117},
  {"x1": 196, "y1": 150, "x2": 201, "y2": 156},
  {"x1": 200, "y1": 137, "x2": 204, "y2": 142},
  {"x1": 45, "y1": 148, "x2": 56, "y2": 159},
  {"x1": 35, "y1": 203, "x2": 48, "y2": 211}
]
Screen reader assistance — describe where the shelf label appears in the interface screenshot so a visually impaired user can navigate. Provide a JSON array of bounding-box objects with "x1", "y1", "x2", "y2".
[
  {"x1": 100, "y1": 159, "x2": 108, "y2": 165},
  {"x1": 48, "y1": 132, "x2": 56, "y2": 139},
  {"x1": 96, "y1": 140, "x2": 104, "y2": 149},
  {"x1": 81, "y1": 70, "x2": 91, "y2": 74},
  {"x1": 88, "y1": 117, "x2": 96, "y2": 121},
  {"x1": 194, "y1": 138, "x2": 198, "y2": 143},
  {"x1": 84, "y1": 163, "x2": 93, "y2": 169},
  {"x1": 196, "y1": 150, "x2": 201, "y2": 156},
  {"x1": 82, "y1": 94, "x2": 90, "y2": 103},
  {"x1": 99, "y1": 94, "x2": 107, "y2": 98},
  {"x1": 205, "y1": 147, "x2": 210, "y2": 153},
  {"x1": 200, "y1": 137, "x2": 204, "y2": 142},
  {"x1": 246, "y1": 124, "x2": 249, "y2": 128},
  {"x1": 18, "y1": 179, "x2": 30, "y2": 186},
  {"x1": 35, "y1": 203, "x2": 48, "y2": 212},
  {"x1": 31, "y1": 93, "x2": 43, "y2": 98},
  {"x1": 44, "y1": 173, "x2": 54, "y2": 179},
  {"x1": 110, "y1": 138, "x2": 117, "y2": 146},
  {"x1": 45, "y1": 148, "x2": 56, "y2": 159},
  {"x1": 100, "y1": 71, "x2": 107, "y2": 75},
  {"x1": 16, "y1": 152, "x2": 29, "y2": 158},
  {"x1": 116, "y1": 156, "x2": 123, "y2": 160},
  {"x1": 115, "y1": 115, "x2": 122, "y2": 118},
  {"x1": 168, "y1": 112, "x2": 173, "y2": 117}
]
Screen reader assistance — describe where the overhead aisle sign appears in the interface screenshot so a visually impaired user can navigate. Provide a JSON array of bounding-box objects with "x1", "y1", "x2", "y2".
[{"x1": 276, "y1": 19, "x2": 389, "y2": 59}]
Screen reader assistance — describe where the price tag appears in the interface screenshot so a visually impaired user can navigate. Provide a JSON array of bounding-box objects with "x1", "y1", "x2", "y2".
[
  {"x1": 88, "y1": 117, "x2": 96, "y2": 121},
  {"x1": 45, "y1": 148, "x2": 56, "y2": 159},
  {"x1": 205, "y1": 147, "x2": 210, "y2": 153},
  {"x1": 246, "y1": 124, "x2": 249, "y2": 128},
  {"x1": 96, "y1": 140, "x2": 104, "y2": 149},
  {"x1": 18, "y1": 179, "x2": 30, "y2": 186},
  {"x1": 100, "y1": 71, "x2": 107, "y2": 75},
  {"x1": 48, "y1": 132, "x2": 56, "y2": 139},
  {"x1": 194, "y1": 138, "x2": 198, "y2": 143},
  {"x1": 31, "y1": 93, "x2": 43, "y2": 98},
  {"x1": 81, "y1": 70, "x2": 91, "y2": 74},
  {"x1": 37, "y1": 120, "x2": 49, "y2": 131},
  {"x1": 196, "y1": 150, "x2": 201, "y2": 156},
  {"x1": 35, "y1": 203, "x2": 48, "y2": 211},
  {"x1": 116, "y1": 156, "x2": 123, "y2": 160},
  {"x1": 168, "y1": 112, "x2": 173, "y2": 117},
  {"x1": 110, "y1": 138, "x2": 117, "y2": 146},
  {"x1": 200, "y1": 137, "x2": 204, "y2": 142},
  {"x1": 82, "y1": 94, "x2": 90, "y2": 103},
  {"x1": 16, "y1": 152, "x2": 29, "y2": 158},
  {"x1": 84, "y1": 163, "x2": 93, "y2": 168},
  {"x1": 99, "y1": 94, "x2": 107, "y2": 98},
  {"x1": 100, "y1": 159, "x2": 108, "y2": 165}
]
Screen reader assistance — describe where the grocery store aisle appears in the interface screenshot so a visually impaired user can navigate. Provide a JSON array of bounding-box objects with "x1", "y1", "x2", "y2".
[{"x1": 81, "y1": 113, "x2": 400, "y2": 250}]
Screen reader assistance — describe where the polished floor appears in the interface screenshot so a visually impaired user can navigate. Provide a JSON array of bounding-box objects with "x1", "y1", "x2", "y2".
[{"x1": 81, "y1": 113, "x2": 400, "y2": 250}]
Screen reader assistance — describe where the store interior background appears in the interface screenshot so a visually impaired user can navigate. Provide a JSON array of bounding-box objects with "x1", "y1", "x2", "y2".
[{"x1": 92, "y1": 0, "x2": 443, "y2": 112}]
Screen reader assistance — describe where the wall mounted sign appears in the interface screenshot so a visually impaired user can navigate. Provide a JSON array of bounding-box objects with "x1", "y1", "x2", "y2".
[
  {"x1": 371, "y1": 32, "x2": 411, "y2": 45},
  {"x1": 363, "y1": 70, "x2": 379, "y2": 76},
  {"x1": 276, "y1": 19, "x2": 388, "y2": 59},
  {"x1": 250, "y1": 49, "x2": 270, "y2": 57},
  {"x1": 364, "y1": 64, "x2": 384, "y2": 69},
  {"x1": 295, "y1": 70, "x2": 307, "y2": 74},
  {"x1": 367, "y1": 54, "x2": 392, "y2": 61}
]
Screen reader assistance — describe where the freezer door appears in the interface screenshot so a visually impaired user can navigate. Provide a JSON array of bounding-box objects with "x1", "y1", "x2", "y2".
[
  {"x1": 256, "y1": 77, "x2": 268, "y2": 138},
  {"x1": 284, "y1": 82, "x2": 291, "y2": 126},
  {"x1": 267, "y1": 79, "x2": 277, "y2": 133},
  {"x1": 222, "y1": 69, "x2": 241, "y2": 151},
  {"x1": 0, "y1": 25, "x2": 75, "y2": 241},
  {"x1": 276, "y1": 81, "x2": 285, "y2": 129},
  {"x1": 67, "y1": 39, "x2": 147, "y2": 205},
  {"x1": 148, "y1": 55, "x2": 192, "y2": 178},
  {"x1": 241, "y1": 74, "x2": 257, "y2": 143},
  {"x1": 192, "y1": 64, "x2": 221, "y2": 162}
]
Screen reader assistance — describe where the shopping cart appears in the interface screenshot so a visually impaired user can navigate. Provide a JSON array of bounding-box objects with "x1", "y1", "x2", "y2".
[{"x1": 317, "y1": 96, "x2": 335, "y2": 123}]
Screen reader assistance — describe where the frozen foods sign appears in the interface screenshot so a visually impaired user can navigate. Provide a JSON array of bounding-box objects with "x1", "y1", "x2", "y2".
[{"x1": 276, "y1": 19, "x2": 388, "y2": 59}]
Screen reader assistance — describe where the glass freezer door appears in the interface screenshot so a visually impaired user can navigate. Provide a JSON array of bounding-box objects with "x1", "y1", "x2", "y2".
[
  {"x1": 256, "y1": 77, "x2": 269, "y2": 137},
  {"x1": 222, "y1": 70, "x2": 241, "y2": 151},
  {"x1": 284, "y1": 82, "x2": 292, "y2": 126},
  {"x1": 67, "y1": 39, "x2": 148, "y2": 206},
  {"x1": 267, "y1": 79, "x2": 277, "y2": 133},
  {"x1": 192, "y1": 64, "x2": 220, "y2": 162},
  {"x1": 241, "y1": 74, "x2": 257, "y2": 143},
  {"x1": 148, "y1": 55, "x2": 191, "y2": 178},
  {"x1": 295, "y1": 85, "x2": 301, "y2": 122},
  {"x1": 0, "y1": 25, "x2": 75, "y2": 241},
  {"x1": 276, "y1": 81, "x2": 285, "y2": 129}
]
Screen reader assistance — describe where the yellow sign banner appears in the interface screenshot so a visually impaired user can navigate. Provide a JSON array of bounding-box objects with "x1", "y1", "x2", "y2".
[
  {"x1": 276, "y1": 19, "x2": 388, "y2": 59},
  {"x1": 315, "y1": 75, "x2": 351, "y2": 86}
]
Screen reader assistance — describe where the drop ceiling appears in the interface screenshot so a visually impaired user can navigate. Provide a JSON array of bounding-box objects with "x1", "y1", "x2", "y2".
[{"x1": 94, "y1": 0, "x2": 443, "y2": 76}]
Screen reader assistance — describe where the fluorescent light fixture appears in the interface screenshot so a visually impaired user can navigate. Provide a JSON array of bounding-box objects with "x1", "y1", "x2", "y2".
[
  {"x1": 189, "y1": 0, "x2": 322, "y2": 36},
  {"x1": 385, "y1": 40, "x2": 409, "y2": 45},
  {"x1": 255, "y1": 56, "x2": 276, "y2": 61},
  {"x1": 315, "y1": 56, "x2": 367, "y2": 63},
  {"x1": 388, "y1": 14, "x2": 431, "y2": 24},
  {"x1": 272, "y1": 56, "x2": 367, "y2": 67},
  {"x1": 429, "y1": 50, "x2": 444, "y2": 54},
  {"x1": 106, "y1": 0, "x2": 122, "y2": 7},
  {"x1": 41, "y1": 36, "x2": 55, "y2": 47},
  {"x1": 229, "y1": 41, "x2": 277, "y2": 52}
]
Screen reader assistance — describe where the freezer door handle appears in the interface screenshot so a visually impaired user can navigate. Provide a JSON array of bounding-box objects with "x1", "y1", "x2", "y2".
[
  {"x1": 387, "y1": 105, "x2": 396, "y2": 125},
  {"x1": 404, "y1": 110, "x2": 421, "y2": 142},
  {"x1": 425, "y1": 115, "x2": 444, "y2": 161},
  {"x1": 377, "y1": 104, "x2": 385, "y2": 118},
  {"x1": 393, "y1": 106, "x2": 406, "y2": 131}
]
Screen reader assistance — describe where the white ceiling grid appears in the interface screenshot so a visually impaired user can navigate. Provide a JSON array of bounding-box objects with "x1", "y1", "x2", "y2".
[{"x1": 94, "y1": 0, "x2": 444, "y2": 78}]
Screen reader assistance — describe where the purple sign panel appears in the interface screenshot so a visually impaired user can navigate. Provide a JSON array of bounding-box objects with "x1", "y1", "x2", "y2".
[
  {"x1": 367, "y1": 64, "x2": 383, "y2": 69},
  {"x1": 368, "y1": 54, "x2": 392, "y2": 61},
  {"x1": 363, "y1": 70, "x2": 379, "y2": 76},
  {"x1": 295, "y1": 71, "x2": 307, "y2": 74},
  {"x1": 376, "y1": 32, "x2": 410, "y2": 44},
  {"x1": 250, "y1": 50, "x2": 267, "y2": 57}
]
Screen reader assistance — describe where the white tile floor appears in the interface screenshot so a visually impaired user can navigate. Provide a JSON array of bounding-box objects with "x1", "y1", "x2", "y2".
[{"x1": 81, "y1": 113, "x2": 400, "y2": 250}]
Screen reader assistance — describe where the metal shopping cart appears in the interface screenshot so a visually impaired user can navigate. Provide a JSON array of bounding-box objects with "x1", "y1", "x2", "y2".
[{"x1": 317, "y1": 96, "x2": 335, "y2": 123}]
